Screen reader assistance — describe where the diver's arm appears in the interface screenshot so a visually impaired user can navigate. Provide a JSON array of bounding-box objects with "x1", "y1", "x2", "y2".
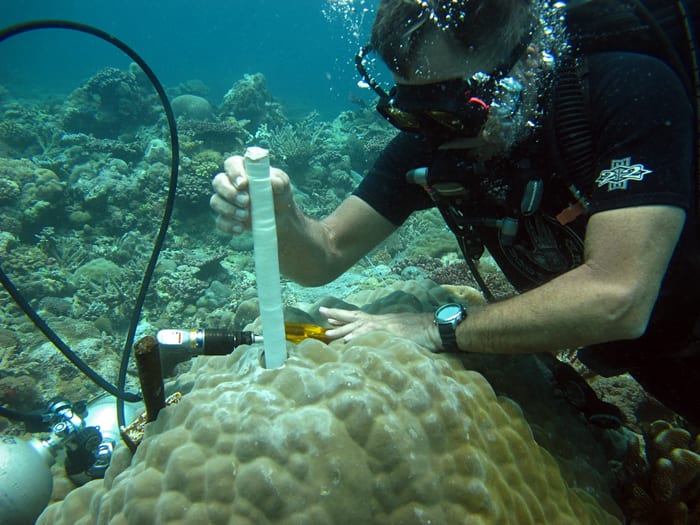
[
  {"x1": 276, "y1": 195, "x2": 397, "y2": 286},
  {"x1": 322, "y1": 205, "x2": 685, "y2": 353},
  {"x1": 211, "y1": 156, "x2": 396, "y2": 286},
  {"x1": 451, "y1": 205, "x2": 685, "y2": 353}
]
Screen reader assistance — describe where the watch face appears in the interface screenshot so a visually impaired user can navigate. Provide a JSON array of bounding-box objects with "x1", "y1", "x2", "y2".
[{"x1": 437, "y1": 304, "x2": 464, "y2": 323}]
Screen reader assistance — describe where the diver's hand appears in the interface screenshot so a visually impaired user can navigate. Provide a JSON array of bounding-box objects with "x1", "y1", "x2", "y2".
[
  {"x1": 320, "y1": 306, "x2": 442, "y2": 351},
  {"x1": 210, "y1": 155, "x2": 294, "y2": 235}
]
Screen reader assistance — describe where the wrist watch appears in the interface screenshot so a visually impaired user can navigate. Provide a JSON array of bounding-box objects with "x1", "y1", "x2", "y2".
[{"x1": 434, "y1": 303, "x2": 467, "y2": 352}]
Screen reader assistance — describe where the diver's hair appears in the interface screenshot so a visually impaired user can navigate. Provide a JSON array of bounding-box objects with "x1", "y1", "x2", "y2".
[{"x1": 371, "y1": 0, "x2": 533, "y2": 77}]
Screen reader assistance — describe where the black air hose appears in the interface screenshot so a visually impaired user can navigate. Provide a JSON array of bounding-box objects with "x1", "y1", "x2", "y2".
[
  {"x1": 553, "y1": 58, "x2": 595, "y2": 193},
  {"x1": 0, "y1": 20, "x2": 180, "y2": 429}
]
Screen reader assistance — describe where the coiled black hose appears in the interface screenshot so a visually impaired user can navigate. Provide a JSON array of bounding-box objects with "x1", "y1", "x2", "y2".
[{"x1": 0, "y1": 20, "x2": 180, "y2": 430}]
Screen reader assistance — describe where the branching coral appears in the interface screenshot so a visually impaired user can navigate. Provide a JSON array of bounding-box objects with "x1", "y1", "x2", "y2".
[
  {"x1": 265, "y1": 113, "x2": 328, "y2": 174},
  {"x1": 68, "y1": 257, "x2": 142, "y2": 325},
  {"x1": 614, "y1": 420, "x2": 700, "y2": 523},
  {"x1": 35, "y1": 227, "x2": 89, "y2": 270},
  {"x1": 327, "y1": 108, "x2": 398, "y2": 173}
]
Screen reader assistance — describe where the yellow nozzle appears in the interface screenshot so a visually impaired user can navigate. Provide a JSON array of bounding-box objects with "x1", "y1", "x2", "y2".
[{"x1": 283, "y1": 322, "x2": 331, "y2": 344}]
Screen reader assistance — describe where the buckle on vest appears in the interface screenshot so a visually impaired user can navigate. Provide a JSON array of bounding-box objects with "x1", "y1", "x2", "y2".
[{"x1": 556, "y1": 202, "x2": 586, "y2": 225}]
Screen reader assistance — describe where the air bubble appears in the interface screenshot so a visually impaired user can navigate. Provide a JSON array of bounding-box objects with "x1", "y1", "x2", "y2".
[{"x1": 541, "y1": 51, "x2": 555, "y2": 68}]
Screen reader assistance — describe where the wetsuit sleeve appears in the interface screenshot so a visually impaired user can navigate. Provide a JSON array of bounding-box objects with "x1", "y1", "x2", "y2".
[
  {"x1": 352, "y1": 132, "x2": 435, "y2": 226},
  {"x1": 585, "y1": 52, "x2": 694, "y2": 214}
]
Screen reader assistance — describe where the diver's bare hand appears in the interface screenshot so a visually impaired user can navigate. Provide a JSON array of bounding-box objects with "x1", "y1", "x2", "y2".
[
  {"x1": 319, "y1": 307, "x2": 442, "y2": 351},
  {"x1": 210, "y1": 155, "x2": 293, "y2": 234}
]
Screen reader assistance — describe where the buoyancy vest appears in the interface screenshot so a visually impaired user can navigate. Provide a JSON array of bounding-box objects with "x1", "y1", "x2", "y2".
[{"x1": 425, "y1": 0, "x2": 700, "y2": 300}]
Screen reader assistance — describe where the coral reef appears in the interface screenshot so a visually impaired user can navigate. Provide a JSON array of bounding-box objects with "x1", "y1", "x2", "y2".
[
  {"x1": 38, "y1": 333, "x2": 621, "y2": 524},
  {"x1": 0, "y1": 311, "x2": 134, "y2": 412},
  {"x1": 18, "y1": 167, "x2": 64, "y2": 228},
  {"x1": 0, "y1": 158, "x2": 66, "y2": 236},
  {"x1": 220, "y1": 73, "x2": 286, "y2": 130},
  {"x1": 0, "y1": 101, "x2": 61, "y2": 157},
  {"x1": 171, "y1": 94, "x2": 216, "y2": 121},
  {"x1": 150, "y1": 247, "x2": 237, "y2": 325},
  {"x1": 614, "y1": 420, "x2": 700, "y2": 524},
  {"x1": 62, "y1": 67, "x2": 160, "y2": 138},
  {"x1": 258, "y1": 113, "x2": 329, "y2": 176},
  {"x1": 144, "y1": 138, "x2": 171, "y2": 165},
  {"x1": 178, "y1": 118, "x2": 250, "y2": 155},
  {"x1": 0, "y1": 374, "x2": 41, "y2": 409},
  {"x1": 178, "y1": 150, "x2": 226, "y2": 207},
  {"x1": 328, "y1": 108, "x2": 398, "y2": 174},
  {"x1": 57, "y1": 132, "x2": 145, "y2": 164}
]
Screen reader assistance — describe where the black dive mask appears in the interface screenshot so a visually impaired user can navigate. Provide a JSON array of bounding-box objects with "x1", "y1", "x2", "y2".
[
  {"x1": 376, "y1": 76, "x2": 495, "y2": 138},
  {"x1": 355, "y1": 30, "x2": 532, "y2": 139}
]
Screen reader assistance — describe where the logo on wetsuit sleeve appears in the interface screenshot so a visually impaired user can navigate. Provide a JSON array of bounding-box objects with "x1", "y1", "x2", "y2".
[{"x1": 595, "y1": 157, "x2": 652, "y2": 191}]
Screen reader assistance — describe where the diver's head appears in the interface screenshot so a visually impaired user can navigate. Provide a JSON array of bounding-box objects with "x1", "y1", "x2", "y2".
[
  {"x1": 357, "y1": 0, "x2": 565, "y2": 155},
  {"x1": 371, "y1": 0, "x2": 532, "y2": 81}
]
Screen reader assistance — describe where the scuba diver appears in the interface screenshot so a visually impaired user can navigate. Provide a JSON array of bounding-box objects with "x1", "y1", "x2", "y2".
[{"x1": 211, "y1": 0, "x2": 700, "y2": 426}]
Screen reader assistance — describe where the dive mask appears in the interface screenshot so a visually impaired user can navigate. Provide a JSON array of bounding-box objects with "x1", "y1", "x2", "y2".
[
  {"x1": 376, "y1": 75, "x2": 495, "y2": 138},
  {"x1": 355, "y1": 29, "x2": 532, "y2": 139}
]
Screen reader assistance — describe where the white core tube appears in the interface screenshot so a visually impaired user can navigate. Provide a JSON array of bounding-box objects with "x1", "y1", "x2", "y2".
[{"x1": 244, "y1": 147, "x2": 287, "y2": 368}]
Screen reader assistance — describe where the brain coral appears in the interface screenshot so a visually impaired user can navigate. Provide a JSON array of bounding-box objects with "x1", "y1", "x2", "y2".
[
  {"x1": 38, "y1": 333, "x2": 620, "y2": 525},
  {"x1": 171, "y1": 94, "x2": 215, "y2": 122}
]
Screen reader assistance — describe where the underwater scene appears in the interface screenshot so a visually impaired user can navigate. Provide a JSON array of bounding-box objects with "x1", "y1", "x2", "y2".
[{"x1": 1, "y1": 1, "x2": 699, "y2": 524}]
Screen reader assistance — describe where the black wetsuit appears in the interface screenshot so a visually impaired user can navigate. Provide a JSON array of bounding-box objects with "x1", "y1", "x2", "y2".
[{"x1": 353, "y1": 52, "x2": 700, "y2": 424}]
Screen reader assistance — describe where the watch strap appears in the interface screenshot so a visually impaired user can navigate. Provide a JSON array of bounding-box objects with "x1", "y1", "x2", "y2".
[{"x1": 437, "y1": 322, "x2": 459, "y2": 352}]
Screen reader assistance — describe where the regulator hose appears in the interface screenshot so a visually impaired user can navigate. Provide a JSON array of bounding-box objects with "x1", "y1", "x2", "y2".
[{"x1": 0, "y1": 20, "x2": 180, "y2": 429}]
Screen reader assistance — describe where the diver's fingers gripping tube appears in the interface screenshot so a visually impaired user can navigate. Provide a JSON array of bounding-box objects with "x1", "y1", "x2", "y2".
[{"x1": 245, "y1": 147, "x2": 287, "y2": 368}]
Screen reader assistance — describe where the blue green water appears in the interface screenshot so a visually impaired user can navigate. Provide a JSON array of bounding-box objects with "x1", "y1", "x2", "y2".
[{"x1": 0, "y1": 0, "x2": 375, "y2": 118}]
